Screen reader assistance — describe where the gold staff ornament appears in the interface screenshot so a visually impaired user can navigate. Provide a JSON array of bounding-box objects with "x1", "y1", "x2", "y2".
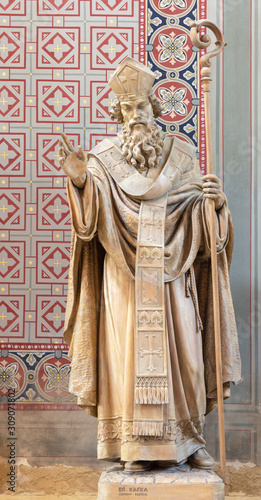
[{"x1": 190, "y1": 19, "x2": 227, "y2": 483}]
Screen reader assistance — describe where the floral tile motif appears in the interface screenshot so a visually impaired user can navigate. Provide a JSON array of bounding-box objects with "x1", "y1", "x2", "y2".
[
  {"x1": 147, "y1": 0, "x2": 203, "y2": 153},
  {"x1": 0, "y1": 350, "x2": 76, "y2": 407}
]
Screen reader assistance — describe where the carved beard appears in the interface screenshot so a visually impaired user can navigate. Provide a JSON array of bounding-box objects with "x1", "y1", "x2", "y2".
[{"x1": 120, "y1": 117, "x2": 164, "y2": 172}]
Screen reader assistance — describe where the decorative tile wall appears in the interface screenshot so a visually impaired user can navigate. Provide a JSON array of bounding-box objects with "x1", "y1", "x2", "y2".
[{"x1": 0, "y1": 0, "x2": 205, "y2": 408}]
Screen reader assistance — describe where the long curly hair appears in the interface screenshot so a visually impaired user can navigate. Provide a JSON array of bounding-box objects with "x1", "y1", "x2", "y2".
[{"x1": 109, "y1": 93, "x2": 163, "y2": 123}]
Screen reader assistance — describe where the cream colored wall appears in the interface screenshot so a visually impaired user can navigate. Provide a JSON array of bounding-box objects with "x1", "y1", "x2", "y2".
[{"x1": 204, "y1": 0, "x2": 261, "y2": 465}]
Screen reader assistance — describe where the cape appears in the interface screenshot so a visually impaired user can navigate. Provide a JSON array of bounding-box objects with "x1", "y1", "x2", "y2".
[{"x1": 64, "y1": 136, "x2": 242, "y2": 417}]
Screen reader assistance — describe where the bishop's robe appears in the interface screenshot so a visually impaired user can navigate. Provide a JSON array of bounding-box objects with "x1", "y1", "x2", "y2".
[{"x1": 64, "y1": 136, "x2": 241, "y2": 463}]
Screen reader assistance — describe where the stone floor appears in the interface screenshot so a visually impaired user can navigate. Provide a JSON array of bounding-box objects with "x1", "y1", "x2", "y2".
[{"x1": 0, "y1": 460, "x2": 260, "y2": 498}]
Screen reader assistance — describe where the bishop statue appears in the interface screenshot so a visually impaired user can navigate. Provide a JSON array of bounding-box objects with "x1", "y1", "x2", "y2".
[{"x1": 58, "y1": 57, "x2": 241, "y2": 472}]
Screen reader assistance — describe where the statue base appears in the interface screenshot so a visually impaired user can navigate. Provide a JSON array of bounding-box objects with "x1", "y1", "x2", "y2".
[{"x1": 97, "y1": 463, "x2": 224, "y2": 500}]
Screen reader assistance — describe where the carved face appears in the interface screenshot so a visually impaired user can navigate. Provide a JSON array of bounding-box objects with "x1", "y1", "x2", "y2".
[
  {"x1": 120, "y1": 98, "x2": 154, "y2": 129},
  {"x1": 119, "y1": 97, "x2": 163, "y2": 171}
]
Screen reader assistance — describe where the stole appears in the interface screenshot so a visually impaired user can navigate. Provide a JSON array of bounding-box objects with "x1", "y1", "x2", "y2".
[{"x1": 133, "y1": 195, "x2": 168, "y2": 437}]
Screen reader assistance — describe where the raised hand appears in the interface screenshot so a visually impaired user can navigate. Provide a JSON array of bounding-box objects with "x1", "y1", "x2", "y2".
[
  {"x1": 201, "y1": 174, "x2": 226, "y2": 211},
  {"x1": 57, "y1": 133, "x2": 87, "y2": 188}
]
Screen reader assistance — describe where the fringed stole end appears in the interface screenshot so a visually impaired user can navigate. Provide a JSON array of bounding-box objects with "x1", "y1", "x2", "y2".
[
  {"x1": 133, "y1": 421, "x2": 164, "y2": 437},
  {"x1": 134, "y1": 380, "x2": 168, "y2": 405}
]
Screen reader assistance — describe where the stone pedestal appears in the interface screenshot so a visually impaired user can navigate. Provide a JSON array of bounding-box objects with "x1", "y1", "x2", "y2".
[{"x1": 97, "y1": 464, "x2": 224, "y2": 500}]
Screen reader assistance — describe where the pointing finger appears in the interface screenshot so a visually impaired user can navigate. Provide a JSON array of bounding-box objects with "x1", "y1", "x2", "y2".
[
  {"x1": 61, "y1": 133, "x2": 74, "y2": 152},
  {"x1": 60, "y1": 136, "x2": 71, "y2": 154}
]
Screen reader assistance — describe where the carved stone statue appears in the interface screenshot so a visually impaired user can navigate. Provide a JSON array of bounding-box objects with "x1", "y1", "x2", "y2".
[{"x1": 58, "y1": 57, "x2": 241, "y2": 472}]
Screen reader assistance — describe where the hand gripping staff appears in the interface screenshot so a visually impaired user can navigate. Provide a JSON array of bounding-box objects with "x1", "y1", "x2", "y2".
[{"x1": 190, "y1": 19, "x2": 227, "y2": 483}]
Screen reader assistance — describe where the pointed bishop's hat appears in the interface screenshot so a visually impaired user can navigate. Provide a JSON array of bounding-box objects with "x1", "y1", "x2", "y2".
[{"x1": 108, "y1": 56, "x2": 155, "y2": 101}]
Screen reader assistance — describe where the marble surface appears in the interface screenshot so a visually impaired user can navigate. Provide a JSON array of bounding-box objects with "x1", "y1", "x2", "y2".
[
  {"x1": 99, "y1": 463, "x2": 223, "y2": 484},
  {"x1": 98, "y1": 464, "x2": 225, "y2": 499}
]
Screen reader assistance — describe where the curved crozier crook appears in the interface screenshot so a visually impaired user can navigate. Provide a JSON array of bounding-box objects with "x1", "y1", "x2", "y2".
[{"x1": 190, "y1": 19, "x2": 226, "y2": 68}]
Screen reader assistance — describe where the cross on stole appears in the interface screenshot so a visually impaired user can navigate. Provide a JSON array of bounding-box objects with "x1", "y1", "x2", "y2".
[
  {"x1": 103, "y1": 150, "x2": 131, "y2": 178},
  {"x1": 139, "y1": 332, "x2": 163, "y2": 373},
  {"x1": 119, "y1": 67, "x2": 138, "y2": 93},
  {"x1": 169, "y1": 152, "x2": 190, "y2": 181},
  {"x1": 142, "y1": 207, "x2": 162, "y2": 242}
]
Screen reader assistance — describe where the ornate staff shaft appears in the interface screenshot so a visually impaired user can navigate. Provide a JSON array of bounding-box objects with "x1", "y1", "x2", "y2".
[{"x1": 190, "y1": 19, "x2": 227, "y2": 483}]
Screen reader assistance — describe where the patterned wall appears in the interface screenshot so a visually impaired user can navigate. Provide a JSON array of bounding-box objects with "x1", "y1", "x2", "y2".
[
  {"x1": 0, "y1": 0, "x2": 206, "y2": 410},
  {"x1": 146, "y1": 0, "x2": 206, "y2": 171}
]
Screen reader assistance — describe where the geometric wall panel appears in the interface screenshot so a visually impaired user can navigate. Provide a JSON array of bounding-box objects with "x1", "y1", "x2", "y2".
[
  {"x1": 37, "y1": 134, "x2": 80, "y2": 177},
  {"x1": 0, "y1": 134, "x2": 25, "y2": 177},
  {"x1": 0, "y1": 28, "x2": 26, "y2": 68},
  {"x1": 36, "y1": 243, "x2": 70, "y2": 284},
  {"x1": 36, "y1": 81, "x2": 80, "y2": 123},
  {"x1": 90, "y1": 0, "x2": 133, "y2": 16},
  {"x1": 0, "y1": 81, "x2": 25, "y2": 122},
  {"x1": 90, "y1": 82, "x2": 116, "y2": 123},
  {"x1": 36, "y1": 296, "x2": 66, "y2": 339},
  {"x1": 90, "y1": 28, "x2": 134, "y2": 69},
  {"x1": 0, "y1": 242, "x2": 25, "y2": 284},
  {"x1": 37, "y1": 188, "x2": 70, "y2": 230},
  {"x1": 0, "y1": 0, "x2": 26, "y2": 15},
  {"x1": 37, "y1": 28, "x2": 80, "y2": 69},
  {"x1": 0, "y1": 296, "x2": 25, "y2": 339},
  {"x1": 0, "y1": 188, "x2": 26, "y2": 230},
  {"x1": 37, "y1": 0, "x2": 80, "y2": 16}
]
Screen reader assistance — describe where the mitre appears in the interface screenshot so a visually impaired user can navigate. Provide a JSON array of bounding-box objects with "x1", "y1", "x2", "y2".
[{"x1": 108, "y1": 56, "x2": 155, "y2": 101}]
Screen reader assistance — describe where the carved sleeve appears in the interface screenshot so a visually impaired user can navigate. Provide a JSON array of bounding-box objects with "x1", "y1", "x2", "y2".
[
  {"x1": 66, "y1": 165, "x2": 99, "y2": 241},
  {"x1": 201, "y1": 197, "x2": 229, "y2": 254}
]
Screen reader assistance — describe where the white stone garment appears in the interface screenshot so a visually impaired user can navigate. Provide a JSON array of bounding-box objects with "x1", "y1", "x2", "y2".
[
  {"x1": 97, "y1": 253, "x2": 206, "y2": 462},
  {"x1": 64, "y1": 136, "x2": 241, "y2": 464}
]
